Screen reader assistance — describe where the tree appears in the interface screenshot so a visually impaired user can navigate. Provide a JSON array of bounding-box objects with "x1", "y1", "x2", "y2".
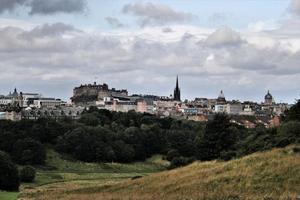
[
  {"x1": 12, "y1": 138, "x2": 46, "y2": 165},
  {"x1": 284, "y1": 99, "x2": 300, "y2": 121},
  {"x1": 0, "y1": 151, "x2": 20, "y2": 191},
  {"x1": 197, "y1": 114, "x2": 237, "y2": 161},
  {"x1": 276, "y1": 121, "x2": 300, "y2": 147},
  {"x1": 112, "y1": 140, "x2": 135, "y2": 163},
  {"x1": 20, "y1": 166, "x2": 36, "y2": 183},
  {"x1": 79, "y1": 113, "x2": 100, "y2": 126}
]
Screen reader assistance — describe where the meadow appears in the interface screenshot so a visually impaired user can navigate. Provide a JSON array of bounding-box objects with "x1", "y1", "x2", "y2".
[
  {"x1": 17, "y1": 146, "x2": 300, "y2": 200},
  {"x1": 17, "y1": 149, "x2": 169, "y2": 200}
]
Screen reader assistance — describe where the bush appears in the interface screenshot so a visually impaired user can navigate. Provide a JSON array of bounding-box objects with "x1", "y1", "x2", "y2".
[
  {"x1": 168, "y1": 156, "x2": 195, "y2": 169},
  {"x1": 20, "y1": 166, "x2": 36, "y2": 182},
  {"x1": 166, "y1": 149, "x2": 180, "y2": 161},
  {"x1": 0, "y1": 151, "x2": 20, "y2": 191}
]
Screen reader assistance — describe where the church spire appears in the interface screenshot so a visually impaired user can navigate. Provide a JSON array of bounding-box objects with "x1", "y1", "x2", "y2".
[{"x1": 173, "y1": 75, "x2": 181, "y2": 101}]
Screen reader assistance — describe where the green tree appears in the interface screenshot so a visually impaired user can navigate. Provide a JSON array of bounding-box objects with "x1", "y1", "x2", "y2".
[
  {"x1": 197, "y1": 114, "x2": 237, "y2": 161},
  {"x1": 0, "y1": 151, "x2": 20, "y2": 191},
  {"x1": 20, "y1": 166, "x2": 36, "y2": 182},
  {"x1": 12, "y1": 138, "x2": 46, "y2": 165},
  {"x1": 276, "y1": 121, "x2": 300, "y2": 147},
  {"x1": 285, "y1": 99, "x2": 300, "y2": 121}
]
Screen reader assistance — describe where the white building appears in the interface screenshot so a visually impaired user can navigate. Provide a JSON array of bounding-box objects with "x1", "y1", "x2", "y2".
[
  {"x1": 0, "y1": 97, "x2": 13, "y2": 105},
  {"x1": 226, "y1": 102, "x2": 243, "y2": 115},
  {"x1": 32, "y1": 98, "x2": 63, "y2": 108},
  {"x1": 214, "y1": 104, "x2": 227, "y2": 113}
]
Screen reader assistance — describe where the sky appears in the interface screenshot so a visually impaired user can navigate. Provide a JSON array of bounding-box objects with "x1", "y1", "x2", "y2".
[{"x1": 0, "y1": 0, "x2": 299, "y2": 103}]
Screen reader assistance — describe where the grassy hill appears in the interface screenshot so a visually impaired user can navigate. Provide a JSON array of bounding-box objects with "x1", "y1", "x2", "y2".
[
  {"x1": 21, "y1": 146, "x2": 300, "y2": 200},
  {"x1": 18, "y1": 149, "x2": 169, "y2": 199}
]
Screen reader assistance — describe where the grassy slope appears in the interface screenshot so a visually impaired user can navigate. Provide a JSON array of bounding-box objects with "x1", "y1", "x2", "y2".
[
  {"x1": 19, "y1": 149, "x2": 169, "y2": 199},
  {"x1": 0, "y1": 191, "x2": 18, "y2": 200},
  {"x1": 36, "y1": 146, "x2": 300, "y2": 200}
]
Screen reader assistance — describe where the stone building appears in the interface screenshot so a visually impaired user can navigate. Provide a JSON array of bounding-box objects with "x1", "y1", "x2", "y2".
[
  {"x1": 71, "y1": 82, "x2": 128, "y2": 106},
  {"x1": 264, "y1": 90, "x2": 274, "y2": 105}
]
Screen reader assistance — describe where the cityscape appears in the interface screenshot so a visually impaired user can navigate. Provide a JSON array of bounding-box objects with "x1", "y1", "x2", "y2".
[
  {"x1": 0, "y1": 76, "x2": 289, "y2": 128},
  {"x1": 0, "y1": 0, "x2": 299, "y2": 199}
]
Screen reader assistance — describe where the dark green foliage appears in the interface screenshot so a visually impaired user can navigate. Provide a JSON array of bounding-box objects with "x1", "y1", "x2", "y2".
[
  {"x1": 0, "y1": 151, "x2": 20, "y2": 191},
  {"x1": 197, "y1": 114, "x2": 237, "y2": 161},
  {"x1": 168, "y1": 156, "x2": 196, "y2": 169},
  {"x1": 166, "y1": 149, "x2": 180, "y2": 161},
  {"x1": 276, "y1": 121, "x2": 300, "y2": 146},
  {"x1": 284, "y1": 99, "x2": 300, "y2": 121},
  {"x1": 0, "y1": 104, "x2": 299, "y2": 168},
  {"x1": 20, "y1": 166, "x2": 36, "y2": 182},
  {"x1": 79, "y1": 113, "x2": 101, "y2": 126},
  {"x1": 12, "y1": 138, "x2": 46, "y2": 165}
]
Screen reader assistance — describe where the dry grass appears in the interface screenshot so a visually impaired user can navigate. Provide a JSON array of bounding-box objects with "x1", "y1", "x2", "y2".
[{"x1": 20, "y1": 146, "x2": 300, "y2": 200}]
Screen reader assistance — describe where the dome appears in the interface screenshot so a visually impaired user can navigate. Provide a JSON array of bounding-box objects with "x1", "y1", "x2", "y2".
[
  {"x1": 218, "y1": 90, "x2": 225, "y2": 99},
  {"x1": 217, "y1": 90, "x2": 226, "y2": 104},
  {"x1": 265, "y1": 90, "x2": 273, "y2": 100}
]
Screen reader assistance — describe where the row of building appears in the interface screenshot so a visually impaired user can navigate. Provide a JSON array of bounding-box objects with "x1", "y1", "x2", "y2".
[
  {"x1": 0, "y1": 77, "x2": 290, "y2": 128},
  {"x1": 0, "y1": 88, "x2": 65, "y2": 109},
  {"x1": 70, "y1": 77, "x2": 288, "y2": 117}
]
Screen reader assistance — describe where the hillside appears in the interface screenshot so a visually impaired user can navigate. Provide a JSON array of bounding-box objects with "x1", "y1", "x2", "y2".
[
  {"x1": 18, "y1": 149, "x2": 169, "y2": 200},
  {"x1": 24, "y1": 146, "x2": 300, "y2": 200}
]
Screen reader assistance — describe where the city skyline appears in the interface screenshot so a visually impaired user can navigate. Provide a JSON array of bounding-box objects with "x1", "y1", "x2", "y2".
[
  {"x1": 0, "y1": 77, "x2": 292, "y2": 104},
  {"x1": 0, "y1": 0, "x2": 299, "y2": 103}
]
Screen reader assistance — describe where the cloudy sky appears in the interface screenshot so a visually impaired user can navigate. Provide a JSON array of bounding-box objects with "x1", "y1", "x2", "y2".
[{"x1": 0, "y1": 0, "x2": 299, "y2": 103}]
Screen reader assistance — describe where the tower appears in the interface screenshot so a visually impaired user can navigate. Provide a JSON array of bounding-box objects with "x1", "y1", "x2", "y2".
[
  {"x1": 264, "y1": 90, "x2": 274, "y2": 105},
  {"x1": 217, "y1": 90, "x2": 226, "y2": 104},
  {"x1": 173, "y1": 75, "x2": 181, "y2": 101}
]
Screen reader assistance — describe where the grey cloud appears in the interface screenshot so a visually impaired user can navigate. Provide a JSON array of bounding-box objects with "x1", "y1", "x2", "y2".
[
  {"x1": 162, "y1": 27, "x2": 173, "y2": 33},
  {"x1": 29, "y1": 0, "x2": 87, "y2": 15},
  {"x1": 122, "y1": 2, "x2": 194, "y2": 27},
  {"x1": 22, "y1": 23, "x2": 81, "y2": 38},
  {"x1": 0, "y1": 0, "x2": 87, "y2": 15},
  {"x1": 205, "y1": 27, "x2": 243, "y2": 47},
  {"x1": 0, "y1": 23, "x2": 299, "y2": 103},
  {"x1": 0, "y1": 0, "x2": 27, "y2": 13},
  {"x1": 105, "y1": 17, "x2": 125, "y2": 28},
  {"x1": 290, "y1": 0, "x2": 300, "y2": 16}
]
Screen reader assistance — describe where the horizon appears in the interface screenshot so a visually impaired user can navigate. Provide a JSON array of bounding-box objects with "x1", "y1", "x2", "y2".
[
  {"x1": 1, "y1": 77, "x2": 297, "y2": 104},
  {"x1": 0, "y1": 0, "x2": 300, "y2": 103}
]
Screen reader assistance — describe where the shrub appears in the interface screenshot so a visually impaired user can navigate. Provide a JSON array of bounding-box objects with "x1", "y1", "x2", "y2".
[
  {"x1": 166, "y1": 149, "x2": 180, "y2": 161},
  {"x1": 20, "y1": 166, "x2": 36, "y2": 182},
  {"x1": 0, "y1": 151, "x2": 20, "y2": 191},
  {"x1": 168, "y1": 156, "x2": 195, "y2": 169}
]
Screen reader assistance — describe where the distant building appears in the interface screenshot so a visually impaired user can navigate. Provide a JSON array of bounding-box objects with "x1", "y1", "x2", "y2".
[
  {"x1": 173, "y1": 76, "x2": 181, "y2": 101},
  {"x1": 264, "y1": 90, "x2": 274, "y2": 105},
  {"x1": 217, "y1": 90, "x2": 226, "y2": 104},
  {"x1": 0, "y1": 88, "x2": 64, "y2": 109},
  {"x1": 71, "y1": 82, "x2": 128, "y2": 106},
  {"x1": 226, "y1": 101, "x2": 243, "y2": 115},
  {"x1": 214, "y1": 90, "x2": 227, "y2": 113},
  {"x1": 0, "y1": 111, "x2": 22, "y2": 121},
  {"x1": 32, "y1": 98, "x2": 64, "y2": 108}
]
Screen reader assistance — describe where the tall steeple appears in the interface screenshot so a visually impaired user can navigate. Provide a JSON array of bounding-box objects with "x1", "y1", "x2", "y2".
[{"x1": 173, "y1": 75, "x2": 181, "y2": 101}]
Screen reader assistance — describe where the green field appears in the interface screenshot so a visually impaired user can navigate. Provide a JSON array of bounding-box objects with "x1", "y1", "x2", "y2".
[
  {"x1": 18, "y1": 149, "x2": 169, "y2": 199},
  {"x1": 0, "y1": 191, "x2": 19, "y2": 200}
]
